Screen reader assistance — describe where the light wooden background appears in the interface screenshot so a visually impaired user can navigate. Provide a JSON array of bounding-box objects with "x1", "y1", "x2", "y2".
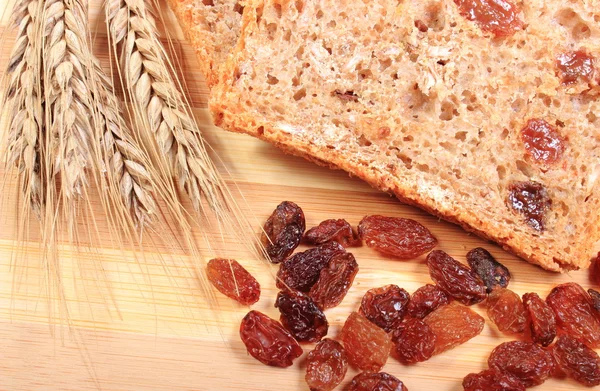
[{"x1": 0, "y1": 1, "x2": 597, "y2": 390}]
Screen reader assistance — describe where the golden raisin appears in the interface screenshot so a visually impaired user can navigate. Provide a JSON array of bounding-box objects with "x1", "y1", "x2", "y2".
[
  {"x1": 424, "y1": 302, "x2": 485, "y2": 355},
  {"x1": 340, "y1": 312, "x2": 392, "y2": 372},
  {"x1": 487, "y1": 288, "x2": 527, "y2": 334},
  {"x1": 206, "y1": 258, "x2": 260, "y2": 305}
]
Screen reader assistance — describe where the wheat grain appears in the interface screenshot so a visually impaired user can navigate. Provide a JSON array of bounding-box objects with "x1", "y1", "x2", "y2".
[
  {"x1": 92, "y1": 59, "x2": 157, "y2": 227},
  {"x1": 4, "y1": 0, "x2": 44, "y2": 216}
]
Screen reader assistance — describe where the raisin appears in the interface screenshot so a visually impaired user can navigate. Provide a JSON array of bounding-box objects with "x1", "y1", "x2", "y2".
[
  {"x1": 522, "y1": 292, "x2": 556, "y2": 347},
  {"x1": 556, "y1": 50, "x2": 596, "y2": 85},
  {"x1": 488, "y1": 341, "x2": 554, "y2": 387},
  {"x1": 239, "y1": 310, "x2": 303, "y2": 367},
  {"x1": 453, "y1": 0, "x2": 524, "y2": 37},
  {"x1": 348, "y1": 372, "x2": 408, "y2": 391},
  {"x1": 359, "y1": 285, "x2": 410, "y2": 332},
  {"x1": 507, "y1": 181, "x2": 551, "y2": 232},
  {"x1": 520, "y1": 119, "x2": 566, "y2": 166},
  {"x1": 552, "y1": 335, "x2": 600, "y2": 387},
  {"x1": 424, "y1": 302, "x2": 485, "y2": 355},
  {"x1": 340, "y1": 312, "x2": 392, "y2": 372},
  {"x1": 487, "y1": 288, "x2": 527, "y2": 334},
  {"x1": 466, "y1": 247, "x2": 511, "y2": 293},
  {"x1": 304, "y1": 219, "x2": 360, "y2": 247},
  {"x1": 426, "y1": 250, "x2": 486, "y2": 305},
  {"x1": 590, "y1": 252, "x2": 600, "y2": 285},
  {"x1": 305, "y1": 339, "x2": 348, "y2": 391},
  {"x1": 309, "y1": 252, "x2": 359, "y2": 309},
  {"x1": 462, "y1": 369, "x2": 525, "y2": 391},
  {"x1": 358, "y1": 215, "x2": 437, "y2": 259},
  {"x1": 392, "y1": 318, "x2": 436, "y2": 364},
  {"x1": 277, "y1": 242, "x2": 346, "y2": 292},
  {"x1": 275, "y1": 290, "x2": 328, "y2": 343},
  {"x1": 589, "y1": 288, "x2": 600, "y2": 313},
  {"x1": 546, "y1": 282, "x2": 600, "y2": 348},
  {"x1": 206, "y1": 258, "x2": 260, "y2": 305},
  {"x1": 261, "y1": 201, "x2": 305, "y2": 263},
  {"x1": 407, "y1": 284, "x2": 450, "y2": 319}
]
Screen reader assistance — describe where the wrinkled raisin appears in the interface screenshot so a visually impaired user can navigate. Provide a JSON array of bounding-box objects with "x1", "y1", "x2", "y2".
[
  {"x1": 348, "y1": 372, "x2": 408, "y2": 391},
  {"x1": 305, "y1": 339, "x2": 348, "y2": 391},
  {"x1": 392, "y1": 318, "x2": 436, "y2": 364},
  {"x1": 590, "y1": 252, "x2": 600, "y2": 284},
  {"x1": 466, "y1": 247, "x2": 511, "y2": 293},
  {"x1": 556, "y1": 50, "x2": 596, "y2": 85},
  {"x1": 275, "y1": 290, "x2": 328, "y2": 343},
  {"x1": 523, "y1": 292, "x2": 556, "y2": 347},
  {"x1": 520, "y1": 119, "x2": 566, "y2": 166},
  {"x1": 206, "y1": 258, "x2": 260, "y2": 305},
  {"x1": 426, "y1": 250, "x2": 486, "y2": 305},
  {"x1": 553, "y1": 335, "x2": 600, "y2": 387},
  {"x1": 424, "y1": 302, "x2": 485, "y2": 355},
  {"x1": 359, "y1": 285, "x2": 410, "y2": 332},
  {"x1": 239, "y1": 310, "x2": 303, "y2": 367},
  {"x1": 546, "y1": 282, "x2": 600, "y2": 348},
  {"x1": 407, "y1": 284, "x2": 450, "y2": 319},
  {"x1": 453, "y1": 0, "x2": 524, "y2": 37},
  {"x1": 507, "y1": 181, "x2": 551, "y2": 232},
  {"x1": 261, "y1": 201, "x2": 305, "y2": 263},
  {"x1": 277, "y1": 242, "x2": 346, "y2": 292},
  {"x1": 358, "y1": 215, "x2": 437, "y2": 259},
  {"x1": 463, "y1": 369, "x2": 525, "y2": 391},
  {"x1": 488, "y1": 341, "x2": 554, "y2": 387},
  {"x1": 340, "y1": 312, "x2": 392, "y2": 372},
  {"x1": 487, "y1": 288, "x2": 527, "y2": 334},
  {"x1": 589, "y1": 288, "x2": 600, "y2": 313},
  {"x1": 304, "y1": 219, "x2": 360, "y2": 247},
  {"x1": 309, "y1": 252, "x2": 359, "y2": 309}
]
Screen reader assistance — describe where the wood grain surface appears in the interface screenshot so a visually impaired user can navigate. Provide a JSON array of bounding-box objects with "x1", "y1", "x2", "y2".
[{"x1": 0, "y1": 2, "x2": 597, "y2": 390}]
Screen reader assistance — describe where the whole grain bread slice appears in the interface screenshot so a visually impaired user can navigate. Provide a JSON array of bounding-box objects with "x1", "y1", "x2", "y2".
[
  {"x1": 210, "y1": 0, "x2": 600, "y2": 271},
  {"x1": 167, "y1": 0, "x2": 243, "y2": 87}
]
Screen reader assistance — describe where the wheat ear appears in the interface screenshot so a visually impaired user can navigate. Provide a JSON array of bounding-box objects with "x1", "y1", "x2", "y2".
[
  {"x1": 4, "y1": 0, "x2": 44, "y2": 217},
  {"x1": 92, "y1": 59, "x2": 157, "y2": 228}
]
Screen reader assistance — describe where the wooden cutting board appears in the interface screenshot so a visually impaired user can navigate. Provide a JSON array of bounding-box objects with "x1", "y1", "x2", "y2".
[{"x1": 0, "y1": 2, "x2": 596, "y2": 390}]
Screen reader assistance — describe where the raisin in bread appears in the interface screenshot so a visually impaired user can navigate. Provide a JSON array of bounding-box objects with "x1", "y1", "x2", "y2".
[
  {"x1": 167, "y1": 0, "x2": 243, "y2": 86},
  {"x1": 208, "y1": 0, "x2": 600, "y2": 271}
]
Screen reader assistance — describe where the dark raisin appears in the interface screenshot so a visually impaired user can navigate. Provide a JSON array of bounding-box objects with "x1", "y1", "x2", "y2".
[
  {"x1": 520, "y1": 118, "x2": 566, "y2": 166},
  {"x1": 305, "y1": 339, "x2": 348, "y2": 391},
  {"x1": 546, "y1": 282, "x2": 600, "y2": 348},
  {"x1": 392, "y1": 318, "x2": 436, "y2": 364},
  {"x1": 426, "y1": 250, "x2": 486, "y2": 305},
  {"x1": 304, "y1": 219, "x2": 360, "y2": 247},
  {"x1": 463, "y1": 369, "x2": 525, "y2": 391},
  {"x1": 239, "y1": 310, "x2": 303, "y2": 367},
  {"x1": 523, "y1": 292, "x2": 556, "y2": 347},
  {"x1": 340, "y1": 312, "x2": 392, "y2": 372},
  {"x1": 507, "y1": 181, "x2": 551, "y2": 232},
  {"x1": 589, "y1": 288, "x2": 600, "y2": 313},
  {"x1": 206, "y1": 258, "x2": 260, "y2": 305},
  {"x1": 553, "y1": 335, "x2": 600, "y2": 386},
  {"x1": 424, "y1": 302, "x2": 485, "y2": 355},
  {"x1": 488, "y1": 341, "x2": 554, "y2": 387},
  {"x1": 556, "y1": 50, "x2": 596, "y2": 85},
  {"x1": 348, "y1": 372, "x2": 408, "y2": 391},
  {"x1": 261, "y1": 201, "x2": 305, "y2": 263},
  {"x1": 407, "y1": 284, "x2": 450, "y2": 319},
  {"x1": 487, "y1": 288, "x2": 527, "y2": 334},
  {"x1": 453, "y1": 0, "x2": 524, "y2": 37},
  {"x1": 275, "y1": 290, "x2": 328, "y2": 343},
  {"x1": 359, "y1": 285, "x2": 410, "y2": 332},
  {"x1": 466, "y1": 247, "x2": 511, "y2": 293},
  {"x1": 358, "y1": 215, "x2": 437, "y2": 259},
  {"x1": 590, "y1": 252, "x2": 600, "y2": 285},
  {"x1": 277, "y1": 242, "x2": 346, "y2": 292},
  {"x1": 309, "y1": 252, "x2": 359, "y2": 310}
]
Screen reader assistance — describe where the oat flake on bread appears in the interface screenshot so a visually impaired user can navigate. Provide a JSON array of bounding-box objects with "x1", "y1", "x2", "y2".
[{"x1": 169, "y1": 0, "x2": 600, "y2": 271}]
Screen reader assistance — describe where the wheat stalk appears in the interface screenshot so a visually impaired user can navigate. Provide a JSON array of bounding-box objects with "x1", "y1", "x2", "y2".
[
  {"x1": 4, "y1": 0, "x2": 44, "y2": 217},
  {"x1": 92, "y1": 59, "x2": 157, "y2": 227}
]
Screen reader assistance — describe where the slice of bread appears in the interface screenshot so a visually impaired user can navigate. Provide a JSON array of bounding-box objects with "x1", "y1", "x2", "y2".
[
  {"x1": 209, "y1": 0, "x2": 600, "y2": 271},
  {"x1": 167, "y1": 0, "x2": 243, "y2": 86}
]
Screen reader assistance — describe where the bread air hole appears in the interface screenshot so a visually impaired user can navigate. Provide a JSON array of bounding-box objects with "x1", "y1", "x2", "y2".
[
  {"x1": 554, "y1": 8, "x2": 592, "y2": 40},
  {"x1": 497, "y1": 165, "x2": 506, "y2": 180},
  {"x1": 396, "y1": 153, "x2": 413, "y2": 169},
  {"x1": 439, "y1": 100, "x2": 458, "y2": 121},
  {"x1": 587, "y1": 112, "x2": 597, "y2": 124}
]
